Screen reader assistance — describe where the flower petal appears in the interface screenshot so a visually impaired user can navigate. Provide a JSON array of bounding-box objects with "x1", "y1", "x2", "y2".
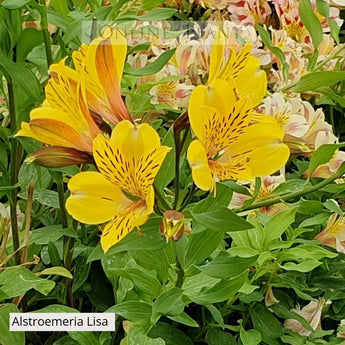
[
  {"x1": 16, "y1": 117, "x2": 92, "y2": 152},
  {"x1": 66, "y1": 171, "x2": 131, "y2": 224},
  {"x1": 86, "y1": 28, "x2": 130, "y2": 124},
  {"x1": 229, "y1": 117, "x2": 290, "y2": 177},
  {"x1": 93, "y1": 122, "x2": 170, "y2": 197},
  {"x1": 187, "y1": 139, "x2": 214, "y2": 191},
  {"x1": 100, "y1": 202, "x2": 149, "y2": 253}
]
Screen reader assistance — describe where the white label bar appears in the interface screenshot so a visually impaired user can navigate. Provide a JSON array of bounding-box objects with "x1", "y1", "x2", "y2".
[{"x1": 10, "y1": 313, "x2": 115, "y2": 331}]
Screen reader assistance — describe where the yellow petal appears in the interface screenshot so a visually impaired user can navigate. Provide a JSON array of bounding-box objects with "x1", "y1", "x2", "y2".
[
  {"x1": 235, "y1": 56, "x2": 267, "y2": 107},
  {"x1": 66, "y1": 171, "x2": 131, "y2": 224},
  {"x1": 188, "y1": 81, "x2": 236, "y2": 144},
  {"x1": 93, "y1": 124, "x2": 170, "y2": 197},
  {"x1": 208, "y1": 29, "x2": 226, "y2": 85},
  {"x1": 16, "y1": 119, "x2": 93, "y2": 152},
  {"x1": 229, "y1": 118, "x2": 290, "y2": 177},
  {"x1": 86, "y1": 27, "x2": 130, "y2": 124},
  {"x1": 100, "y1": 202, "x2": 149, "y2": 253},
  {"x1": 187, "y1": 139, "x2": 214, "y2": 191}
]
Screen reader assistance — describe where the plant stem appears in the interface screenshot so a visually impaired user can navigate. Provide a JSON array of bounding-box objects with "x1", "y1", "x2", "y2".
[
  {"x1": 39, "y1": 0, "x2": 53, "y2": 67},
  {"x1": 153, "y1": 185, "x2": 171, "y2": 211},
  {"x1": 173, "y1": 129, "x2": 181, "y2": 210},
  {"x1": 316, "y1": 44, "x2": 345, "y2": 71},
  {"x1": 175, "y1": 255, "x2": 184, "y2": 288},
  {"x1": 233, "y1": 170, "x2": 344, "y2": 213},
  {"x1": 21, "y1": 180, "x2": 34, "y2": 264},
  {"x1": 8, "y1": 77, "x2": 21, "y2": 266},
  {"x1": 57, "y1": 178, "x2": 68, "y2": 229}
]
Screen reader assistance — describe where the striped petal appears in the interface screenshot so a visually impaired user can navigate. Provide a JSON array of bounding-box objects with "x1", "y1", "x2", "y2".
[
  {"x1": 86, "y1": 28, "x2": 131, "y2": 124},
  {"x1": 93, "y1": 121, "x2": 170, "y2": 197},
  {"x1": 100, "y1": 201, "x2": 149, "y2": 253}
]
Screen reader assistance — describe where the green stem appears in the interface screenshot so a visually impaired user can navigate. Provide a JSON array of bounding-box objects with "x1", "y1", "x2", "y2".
[
  {"x1": 8, "y1": 78, "x2": 21, "y2": 265},
  {"x1": 233, "y1": 170, "x2": 344, "y2": 213},
  {"x1": 179, "y1": 184, "x2": 197, "y2": 211},
  {"x1": 39, "y1": 0, "x2": 53, "y2": 67},
  {"x1": 153, "y1": 185, "x2": 170, "y2": 211},
  {"x1": 173, "y1": 129, "x2": 181, "y2": 210},
  {"x1": 175, "y1": 255, "x2": 184, "y2": 288},
  {"x1": 55, "y1": 173, "x2": 68, "y2": 229}
]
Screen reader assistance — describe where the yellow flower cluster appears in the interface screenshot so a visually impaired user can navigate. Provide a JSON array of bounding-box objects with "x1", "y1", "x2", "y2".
[{"x1": 16, "y1": 28, "x2": 289, "y2": 252}]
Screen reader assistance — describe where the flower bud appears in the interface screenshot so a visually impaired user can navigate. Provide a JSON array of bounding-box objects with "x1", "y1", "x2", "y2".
[
  {"x1": 160, "y1": 210, "x2": 185, "y2": 242},
  {"x1": 26, "y1": 146, "x2": 94, "y2": 168}
]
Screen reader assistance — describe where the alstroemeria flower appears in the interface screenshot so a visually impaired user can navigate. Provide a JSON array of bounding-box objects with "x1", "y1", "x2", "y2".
[
  {"x1": 17, "y1": 59, "x2": 102, "y2": 153},
  {"x1": 207, "y1": 30, "x2": 267, "y2": 107},
  {"x1": 229, "y1": 174, "x2": 289, "y2": 216},
  {"x1": 187, "y1": 82, "x2": 290, "y2": 192},
  {"x1": 66, "y1": 121, "x2": 171, "y2": 252},
  {"x1": 72, "y1": 28, "x2": 132, "y2": 125},
  {"x1": 315, "y1": 213, "x2": 345, "y2": 253},
  {"x1": 284, "y1": 298, "x2": 330, "y2": 336}
]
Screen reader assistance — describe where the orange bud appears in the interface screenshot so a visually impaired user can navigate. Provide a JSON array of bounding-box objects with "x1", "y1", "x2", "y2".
[{"x1": 26, "y1": 146, "x2": 94, "y2": 168}]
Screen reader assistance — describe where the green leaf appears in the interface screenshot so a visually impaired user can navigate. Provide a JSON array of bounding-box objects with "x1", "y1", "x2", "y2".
[
  {"x1": 270, "y1": 303, "x2": 314, "y2": 333},
  {"x1": 292, "y1": 71, "x2": 345, "y2": 93},
  {"x1": 299, "y1": 0, "x2": 323, "y2": 49},
  {"x1": 264, "y1": 207, "x2": 298, "y2": 242},
  {"x1": 316, "y1": 86, "x2": 345, "y2": 107},
  {"x1": 16, "y1": 28, "x2": 44, "y2": 64},
  {"x1": 72, "y1": 251, "x2": 91, "y2": 293},
  {"x1": 240, "y1": 328, "x2": 262, "y2": 345},
  {"x1": 124, "y1": 49, "x2": 175, "y2": 76},
  {"x1": 110, "y1": 268, "x2": 161, "y2": 300},
  {"x1": 315, "y1": 0, "x2": 339, "y2": 43},
  {"x1": 0, "y1": 55, "x2": 42, "y2": 102},
  {"x1": 279, "y1": 257, "x2": 322, "y2": 272},
  {"x1": 140, "y1": 0, "x2": 167, "y2": 11},
  {"x1": 309, "y1": 143, "x2": 345, "y2": 176},
  {"x1": 152, "y1": 288, "x2": 184, "y2": 317},
  {"x1": 118, "y1": 8, "x2": 177, "y2": 21},
  {"x1": 1, "y1": 0, "x2": 29, "y2": 9},
  {"x1": 197, "y1": 251, "x2": 257, "y2": 279},
  {"x1": 126, "y1": 325, "x2": 165, "y2": 345},
  {"x1": 155, "y1": 128, "x2": 175, "y2": 190},
  {"x1": 205, "y1": 328, "x2": 236, "y2": 345},
  {"x1": 37, "y1": 267, "x2": 73, "y2": 279},
  {"x1": 187, "y1": 272, "x2": 247, "y2": 304},
  {"x1": 106, "y1": 301, "x2": 152, "y2": 323},
  {"x1": 270, "y1": 180, "x2": 308, "y2": 197},
  {"x1": 87, "y1": 218, "x2": 165, "y2": 262},
  {"x1": 228, "y1": 246, "x2": 260, "y2": 258},
  {"x1": 250, "y1": 304, "x2": 283, "y2": 345},
  {"x1": 205, "y1": 304, "x2": 225, "y2": 327},
  {"x1": 30, "y1": 225, "x2": 78, "y2": 245},
  {"x1": 0, "y1": 266, "x2": 55, "y2": 298},
  {"x1": 191, "y1": 206, "x2": 254, "y2": 232},
  {"x1": 167, "y1": 312, "x2": 199, "y2": 327},
  {"x1": 0, "y1": 304, "x2": 25, "y2": 345},
  {"x1": 256, "y1": 24, "x2": 289, "y2": 81},
  {"x1": 184, "y1": 229, "x2": 224, "y2": 267},
  {"x1": 299, "y1": 212, "x2": 330, "y2": 227},
  {"x1": 149, "y1": 322, "x2": 193, "y2": 345}
]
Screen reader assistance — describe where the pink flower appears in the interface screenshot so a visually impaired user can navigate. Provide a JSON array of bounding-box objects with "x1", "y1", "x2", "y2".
[
  {"x1": 315, "y1": 213, "x2": 345, "y2": 253},
  {"x1": 285, "y1": 298, "x2": 330, "y2": 336}
]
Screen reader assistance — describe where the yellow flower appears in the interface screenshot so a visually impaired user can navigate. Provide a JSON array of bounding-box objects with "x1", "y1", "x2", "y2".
[
  {"x1": 72, "y1": 27, "x2": 132, "y2": 125},
  {"x1": 16, "y1": 59, "x2": 101, "y2": 153},
  {"x1": 66, "y1": 121, "x2": 171, "y2": 252},
  {"x1": 207, "y1": 29, "x2": 267, "y2": 107},
  {"x1": 16, "y1": 28, "x2": 133, "y2": 167},
  {"x1": 187, "y1": 80, "x2": 290, "y2": 192},
  {"x1": 186, "y1": 30, "x2": 289, "y2": 192}
]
